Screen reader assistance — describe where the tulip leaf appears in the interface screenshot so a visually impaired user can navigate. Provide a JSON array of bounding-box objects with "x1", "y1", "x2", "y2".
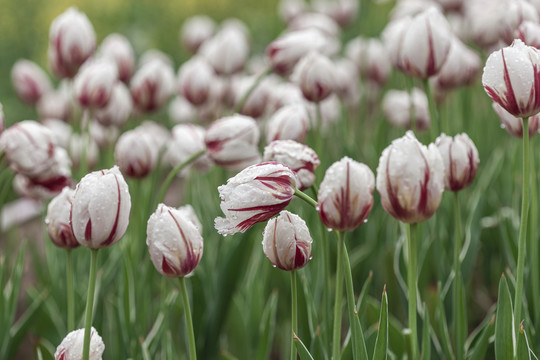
[
  {"x1": 495, "y1": 275, "x2": 514, "y2": 360},
  {"x1": 516, "y1": 322, "x2": 535, "y2": 360},
  {"x1": 434, "y1": 286, "x2": 454, "y2": 360},
  {"x1": 255, "y1": 291, "x2": 278, "y2": 360},
  {"x1": 466, "y1": 311, "x2": 495, "y2": 360},
  {"x1": 372, "y1": 287, "x2": 388, "y2": 360},
  {"x1": 294, "y1": 333, "x2": 315, "y2": 360},
  {"x1": 421, "y1": 303, "x2": 431, "y2": 360}
]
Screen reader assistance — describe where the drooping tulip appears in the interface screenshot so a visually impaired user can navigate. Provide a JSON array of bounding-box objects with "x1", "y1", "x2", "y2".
[
  {"x1": 435, "y1": 133, "x2": 480, "y2": 191},
  {"x1": 54, "y1": 327, "x2": 104, "y2": 360}
]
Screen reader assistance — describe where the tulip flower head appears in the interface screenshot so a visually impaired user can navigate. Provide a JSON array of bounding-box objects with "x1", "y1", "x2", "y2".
[
  {"x1": 70, "y1": 166, "x2": 131, "y2": 249},
  {"x1": 166, "y1": 123, "x2": 212, "y2": 173},
  {"x1": 345, "y1": 37, "x2": 391, "y2": 87},
  {"x1": 382, "y1": 88, "x2": 431, "y2": 132},
  {"x1": 46, "y1": 187, "x2": 79, "y2": 249},
  {"x1": 215, "y1": 162, "x2": 298, "y2": 235},
  {"x1": 54, "y1": 327, "x2": 104, "y2": 360},
  {"x1": 130, "y1": 58, "x2": 175, "y2": 113},
  {"x1": 199, "y1": 25, "x2": 249, "y2": 76},
  {"x1": 435, "y1": 133, "x2": 480, "y2": 191},
  {"x1": 115, "y1": 129, "x2": 158, "y2": 178},
  {"x1": 74, "y1": 58, "x2": 119, "y2": 109},
  {"x1": 482, "y1": 39, "x2": 540, "y2": 118},
  {"x1": 177, "y1": 57, "x2": 215, "y2": 106},
  {"x1": 180, "y1": 15, "x2": 216, "y2": 54},
  {"x1": 317, "y1": 157, "x2": 375, "y2": 231},
  {"x1": 94, "y1": 82, "x2": 133, "y2": 128},
  {"x1": 292, "y1": 51, "x2": 336, "y2": 103},
  {"x1": 492, "y1": 102, "x2": 540, "y2": 138},
  {"x1": 11, "y1": 59, "x2": 53, "y2": 106},
  {"x1": 265, "y1": 103, "x2": 309, "y2": 144},
  {"x1": 147, "y1": 204, "x2": 204, "y2": 278},
  {"x1": 262, "y1": 210, "x2": 312, "y2": 271},
  {"x1": 97, "y1": 33, "x2": 135, "y2": 83}
]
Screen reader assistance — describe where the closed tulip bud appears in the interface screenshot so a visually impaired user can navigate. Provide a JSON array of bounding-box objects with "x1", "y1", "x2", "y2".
[
  {"x1": 70, "y1": 166, "x2": 131, "y2": 249},
  {"x1": 492, "y1": 102, "x2": 540, "y2": 138},
  {"x1": 232, "y1": 75, "x2": 270, "y2": 118},
  {"x1": 177, "y1": 204, "x2": 203, "y2": 234},
  {"x1": 97, "y1": 33, "x2": 135, "y2": 83},
  {"x1": 74, "y1": 59, "x2": 118, "y2": 109},
  {"x1": 181, "y1": 15, "x2": 216, "y2": 54},
  {"x1": 205, "y1": 115, "x2": 261, "y2": 170},
  {"x1": 166, "y1": 124, "x2": 212, "y2": 173},
  {"x1": 382, "y1": 88, "x2": 431, "y2": 132},
  {"x1": 147, "y1": 204, "x2": 203, "y2": 277},
  {"x1": 200, "y1": 26, "x2": 249, "y2": 76},
  {"x1": 263, "y1": 140, "x2": 319, "y2": 190},
  {"x1": 278, "y1": 0, "x2": 308, "y2": 24},
  {"x1": 115, "y1": 129, "x2": 158, "y2": 178},
  {"x1": 130, "y1": 58, "x2": 175, "y2": 113},
  {"x1": 168, "y1": 96, "x2": 197, "y2": 124},
  {"x1": 516, "y1": 21, "x2": 540, "y2": 50},
  {"x1": 215, "y1": 162, "x2": 298, "y2": 235},
  {"x1": 37, "y1": 85, "x2": 71, "y2": 121},
  {"x1": 48, "y1": 7, "x2": 96, "y2": 79},
  {"x1": 345, "y1": 37, "x2": 391, "y2": 87},
  {"x1": 265, "y1": 104, "x2": 309, "y2": 144},
  {"x1": 483, "y1": 39, "x2": 540, "y2": 118},
  {"x1": 383, "y1": 7, "x2": 452, "y2": 78},
  {"x1": 139, "y1": 49, "x2": 174, "y2": 69},
  {"x1": 317, "y1": 157, "x2": 374, "y2": 231},
  {"x1": 54, "y1": 327, "x2": 104, "y2": 360},
  {"x1": 46, "y1": 187, "x2": 78, "y2": 249},
  {"x1": 262, "y1": 210, "x2": 312, "y2": 270},
  {"x1": 11, "y1": 60, "x2": 53, "y2": 106},
  {"x1": 376, "y1": 131, "x2": 445, "y2": 224},
  {"x1": 139, "y1": 120, "x2": 170, "y2": 150},
  {"x1": 435, "y1": 133, "x2": 479, "y2": 192},
  {"x1": 288, "y1": 12, "x2": 340, "y2": 38},
  {"x1": 292, "y1": 51, "x2": 336, "y2": 103},
  {"x1": 177, "y1": 57, "x2": 215, "y2": 106},
  {"x1": 313, "y1": 0, "x2": 358, "y2": 27},
  {"x1": 94, "y1": 83, "x2": 133, "y2": 128}
]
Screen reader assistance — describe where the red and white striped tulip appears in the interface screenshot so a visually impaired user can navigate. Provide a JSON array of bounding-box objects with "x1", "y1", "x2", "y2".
[
  {"x1": 166, "y1": 124, "x2": 212, "y2": 173},
  {"x1": 46, "y1": 187, "x2": 79, "y2": 249},
  {"x1": 177, "y1": 57, "x2": 216, "y2": 106},
  {"x1": 54, "y1": 327, "x2": 104, "y2": 360},
  {"x1": 97, "y1": 33, "x2": 135, "y2": 83},
  {"x1": 265, "y1": 103, "x2": 309, "y2": 144},
  {"x1": 180, "y1": 15, "x2": 216, "y2": 54},
  {"x1": 382, "y1": 88, "x2": 431, "y2": 132},
  {"x1": 435, "y1": 133, "x2": 480, "y2": 192},
  {"x1": 292, "y1": 51, "x2": 336, "y2": 103},
  {"x1": 74, "y1": 58, "x2": 118, "y2": 109},
  {"x1": 94, "y1": 82, "x2": 133, "y2": 128},
  {"x1": 130, "y1": 58, "x2": 175, "y2": 113},
  {"x1": 115, "y1": 129, "x2": 158, "y2": 178},
  {"x1": 11, "y1": 60, "x2": 53, "y2": 105},
  {"x1": 492, "y1": 102, "x2": 540, "y2": 138}
]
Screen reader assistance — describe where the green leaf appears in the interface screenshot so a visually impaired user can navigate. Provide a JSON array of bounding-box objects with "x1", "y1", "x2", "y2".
[
  {"x1": 356, "y1": 271, "x2": 373, "y2": 319},
  {"x1": 255, "y1": 291, "x2": 278, "y2": 360},
  {"x1": 435, "y1": 285, "x2": 454, "y2": 360},
  {"x1": 456, "y1": 273, "x2": 467, "y2": 360},
  {"x1": 495, "y1": 275, "x2": 514, "y2": 360},
  {"x1": 516, "y1": 322, "x2": 533, "y2": 360},
  {"x1": 372, "y1": 287, "x2": 388, "y2": 360},
  {"x1": 466, "y1": 311, "x2": 495, "y2": 360},
  {"x1": 421, "y1": 303, "x2": 431, "y2": 360},
  {"x1": 294, "y1": 333, "x2": 316, "y2": 360}
]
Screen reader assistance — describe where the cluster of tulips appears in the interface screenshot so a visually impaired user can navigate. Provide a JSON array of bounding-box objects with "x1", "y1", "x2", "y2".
[{"x1": 3, "y1": 0, "x2": 540, "y2": 359}]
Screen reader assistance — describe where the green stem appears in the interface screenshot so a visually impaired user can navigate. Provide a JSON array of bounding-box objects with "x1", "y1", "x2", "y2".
[
  {"x1": 294, "y1": 189, "x2": 318, "y2": 208},
  {"x1": 155, "y1": 149, "x2": 206, "y2": 206},
  {"x1": 82, "y1": 249, "x2": 99, "y2": 360},
  {"x1": 233, "y1": 68, "x2": 271, "y2": 114},
  {"x1": 453, "y1": 192, "x2": 464, "y2": 360},
  {"x1": 423, "y1": 79, "x2": 439, "y2": 140},
  {"x1": 332, "y1": 232, "x2": 345, "y2": 360},
  {"x1": 315, "y1": 102, "x2": 323, "y2": 156},
  {"x1": 529, "y1": 136, "x2": 540, "y2": 328},
  {"x1": 514, "y1": 117, "x2": 530, "y2": 338},
  {"x1": 66, "y1": 249, "x2": 75, "y2": 332},
  {"x1": 406, "y1": 223, "x2": 419, "y2": 360},
  {"x1": 180, "y1": 277, "x2": 197, "y2": 360},
  {"x1": 409, "y1": 82, "x2": 417, "y2": 134},
  {"x1": 290, "y1": 270, "x2": 297, "y2": 360}
]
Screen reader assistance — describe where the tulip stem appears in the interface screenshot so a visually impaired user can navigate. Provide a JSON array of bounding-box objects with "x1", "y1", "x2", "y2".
[
  {"x1": 514, "y1": 117, "x2": 530, "y2": 340},
  {"x1": 529, "y1": 137, "x2": 540, "y2": 328},
  {"x1": 452, "y1": 192, "x2": 464, "y2": 360},
  {"x1": 423, "y1": 79, "x2": 439, "y2": 140},
  {"x1": 155, "y1": 149, "x2": 206, "y2": 206},
  {"x1": 332, "y1": 231, "x2": 345, "y2": 360},
  {"x1": 66, "y1": 249, "x2": 75, "y2": 332},
  {"x1": 82, "y1": 249, "x2": 99, "y2": 360},
  {"x1": 179, "y1": 277, "x2": 197, "y2": 360},
  {"x1": 290, "y1": 270, "x2": 297, "y2": 360},
  {"x1": 233, "y1": 67, "x2": 272, "y2": 114},
  {"x1": 406, "y1": 223, "x2": 419, "y2": 360},
  {"x1": 294, "y1": 189, "x2": 318, "y2": 209}
]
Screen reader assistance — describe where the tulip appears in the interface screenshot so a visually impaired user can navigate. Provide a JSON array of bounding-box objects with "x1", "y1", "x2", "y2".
[
  {"x1": 177, "y1": 204, "x2": 203, "y2": 235},
  {"x1": 89, "y1": 122, "x2": 119, "y2": 149},
  {"x1": 265, "y1": 103, "x2": 309, "y2": 144},
  {"x1": 97, "y1": 33, "x2": 135, "y2": 83},
  {"x1": 267, "y1": 82, "x2": 304, "y2": 113},
  {"x1": 139, "y1": 120, "x2": 171, "y2": 150},
  {"x1": 376, "y1": 131, "x2": 444, "y2": 224},
  {"x1": 204, "y1": 115, "x2": 261, "y2": 171},
  {"x1": 435, "y1": 133, "x2": 480, "y2": 192},
  {"x1": 68, "y1": 134, "x2": 99, "y2": 170},
  {"x1": 278, "y1": 0, "x2": 308, "y2": 24},
  {"x1": 146, "y1": 204, "x2": 204, "y2": 278},
  {"x1": 11, "y1": 59, "x2": 53, "y2": 106},
  {"x1": 115, "y1": 129, "x2": 158, "y2": 178},
  {"x1": 215, "y1": 162, "x2": 298, "y2": 235},
  {"x1": 166, "y1": 124, "x2": 212, "y2": 174},
  {"x1": 43, "y1": 119, "x2": 72, "y2": 149},
  {"x1": 292, "y1": 51, "x2": 336, "y2": 103},
  {"x1": 177, "y1": 57, "x2": 215, "y2": 106},
  {"x1": 382, "y1": 88, "x2": 431, "y2": 132},
  {"x1": 180, "y1": 15, "x2": 216, "y2": 54},
  {"x1": 54, "y1": 327, "x2": 104, "y2": 360},
  {"x1": 383, "y1": 7, "x2": 452, "y2": 78},
  {"x1": 199, "y1": 25, "x2": 249, "y2": 76},
  {"x1": 46, "y1": 187, "x2": 78, "y2": 249},
  {"x1": 313, "y1": 0, "x2": 358, "y2": 27},
  {"x1": 130, "y1": 58, "x2": 175, "y2": 113},
  {"x1": 492, "y1": 102, "x2": 540, "y2": 138},
  {"x1": 262, "y1": 210, "x2": 312, "y2": 271},
  {"x1": 482, "y1": 39, "x2": 540, "y2": 118},
  {"x1": 70, "y1": 166, "x2": 131, "y2": 249},
  {"x1": 139, "y1": 49, "x2": 174, "y2": 68},
  {"x1": 94, "y1": 83, "x2": 133, "y2": 128},
  {"x1": 345, "y1": 37, "x2": 391, "y2": 87},
  {"x1": 516, "y1": 21, "x2": 540, "y2": 50},
  {"x1": 48, "y1": 7, "x2": 96, "y2": 79},
  {"x1": 288, "y1": 12, "x2": 340, "y2": 38},
  {"x1": 263, "y1": 140, "x2": 319, "y2": 190},
  {"x1": 74, "y1": 59, "x2": 118, "y2": 109},
  {"x1": 37, "y1": 85, "x2": 71, "y2": 121},
  {"x1": 317, "y1": 157, "x2": 374, "y2": 231}
]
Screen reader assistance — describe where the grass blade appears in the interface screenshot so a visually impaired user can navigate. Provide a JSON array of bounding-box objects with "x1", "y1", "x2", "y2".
[
  {"x1": 294, "y1": 332, "x2": 315, "y2": 360},
  {"x1": 372, "y1": 286, "x2": 388, "y2": 360},
  {"x1": 494, "y1": 274, "x2": 514, "y2": 360}
]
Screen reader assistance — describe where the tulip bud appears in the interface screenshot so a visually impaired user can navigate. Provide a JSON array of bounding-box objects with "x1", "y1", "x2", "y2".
[
  {"x1": 130, "y1": 58, "x2": 175, "y2": 113},
  {"x1": 199, "y1": 26, "x2": 249, "y2": 76},
  {"x1": 43, "y1": 119, "x2": 72, "y2": 149},
  {"x1": 70, "y1": 166, "x2": 131, "y2": 249},
  {"x1": 383, "y1": 7, "x2": 452, "y2": 78},
  {"x1": 37, "y1": 85, "x2": 71, "y2": 121},
  {"x1": 48, "y1": 7, "x2": 96, "y2": 79},
  {"x1": 345, "y1": 37, "x2": 391, "y2": 87},
  {"x1": 516, "y1": 21, "x2": 540, "y2": 50},
  {"x1": 177, "y1": 204, "x2": 203, "y2": 234},
  {"x1": 168, "y1": 96, "x2": 197, "y2": 124},
  {"x1": 139, "y1": 49, "x2": 174, "y2": 69},
  {"x1": 492, "y1": 102, "x2": 540, "y2": 138},
  {"x1": 267, "y1": 83, "x2": 305, "y2": 113},
  {"x1": 166, "y1": 124, "x2": 212, "y2": 174},
  {"x1": 215, "y1": 162, "x2": 298, "y2": 235},
  {"x1": 382, "y1": 88, "x2": 431, "y2": 132},
  {"x1": 232, "y1": 75, "x2": 270, "y2": 118},
  {"x1": 482, "y1": 39, "x2": 540, "y2": 118},
  {"x1": 292, "y1": 51, "x2": 336, "y2": 103},
  {"x1": 376, "y1": 131, "x2": 445, "y2": 224},
  {"x1": 265, "y1": 103, "x2": 309, "y2": 144},
  {"x1": 97, "y1": 33, "x2": 135, "y2": 83},
  {"x1": 74, "y1": 59, "x2": 118, "y2": 109},
  {"x1": 263, "y1": 140, "x2": 319, "y2": 190},
  {"x1": 115, "y1": 129, "x2": 158, "y2": 178},
  {"x1": 262, "y1": 210, "x2": 312, "y2": 271},
  {"x1": 204, "y1": 115, "x2": 261, "y2": 171},
  {"x1": 147, "y1": 204, "x2": 203, "y2": 277},
  {"x1": 180, "y1": 15, "x2": 216, "y2": 54},
  {"x1": 11, "y1": 60, "x2": 53, "y2": 106},
  {"x1": 46, "y1": 187, "x2": 79, "y2": 249},
  {"x1": 435, "y1": 133, "x2": 479, "y2": 192},
  {"x1": 139, "y1": 120, "x2": 170, "y2": 150},
  {"x1": 177, "y1": 57, "x2": 216, "y2": 106},
  {"x1": 278, "y1": 0, "x2": 308, "y2": 24},
  {"x1": 317, "y1": 157, "x2": 374, "y2": 231},
  {"x1": 54, "y1": 327, "x2": 104, "y2": 360},
  {"x1": 94, "y1": 82, "x2": 133, "y2": 128},
  {"x1": 313, "y1": 0, "x2": 358, "y2": 27},
  {"x1": 288, "y1": 12, "x2": 340, "y2": 38}
]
